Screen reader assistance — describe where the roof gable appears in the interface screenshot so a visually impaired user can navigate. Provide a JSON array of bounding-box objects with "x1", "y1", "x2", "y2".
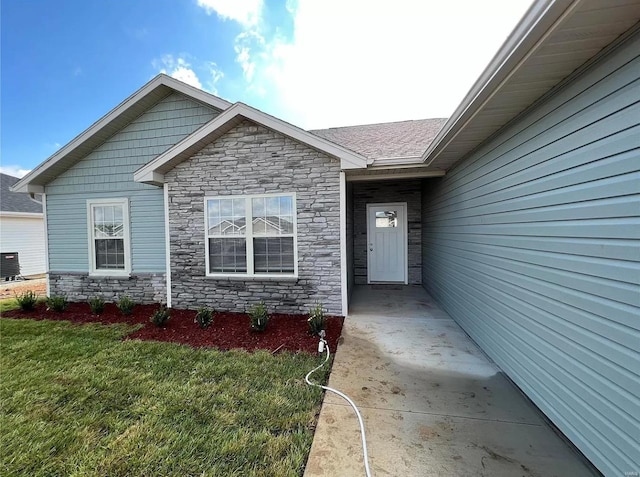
[
  {"x1": 12, "y1": 74, "x2": 231, "y2": 194},
  {"x1": 134, "y1": 102, "x2": 368, "y2": 185}
]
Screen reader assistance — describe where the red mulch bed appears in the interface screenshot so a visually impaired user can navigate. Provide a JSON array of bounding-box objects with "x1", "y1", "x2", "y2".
[{"x1": 2, "y1": 302, "x2": 343, "y2": 354}]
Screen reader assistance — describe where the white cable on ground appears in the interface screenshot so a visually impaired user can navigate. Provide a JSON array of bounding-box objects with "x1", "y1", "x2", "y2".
[{"x1": 305, "y1": 336, "x2": 373, "y2": 477}]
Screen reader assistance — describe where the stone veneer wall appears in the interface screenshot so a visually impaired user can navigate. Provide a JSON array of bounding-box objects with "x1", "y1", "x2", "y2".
[
  {"x1": 352, "y1": 180, "x2": 422, "y2": 284},
  {"x1": 49, "y1": 272, "x2": 166, "y2": 303},
  {"x1": 165, "y1": 120, "x2": 343, "y2": 315}
]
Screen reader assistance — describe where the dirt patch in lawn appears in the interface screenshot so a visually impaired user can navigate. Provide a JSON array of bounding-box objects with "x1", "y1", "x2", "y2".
[
  {"x1": 0, "y1": 278, "x2": 47, "y2": 300},
  {"x1": 2, "y1": 302, "x2": 343, "y2": 354}
]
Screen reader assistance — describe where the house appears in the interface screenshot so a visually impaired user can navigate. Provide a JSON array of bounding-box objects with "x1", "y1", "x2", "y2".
[
  {"x1": 0, "y1": 173, "x2": 46, "y2": 278},
  {"x1": 11, "y1": 0, "x2": 639, "y2": 474}
]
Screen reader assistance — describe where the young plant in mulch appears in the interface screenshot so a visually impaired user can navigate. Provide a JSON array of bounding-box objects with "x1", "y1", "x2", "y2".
[
  {"x1": 117, "y1": 295, "x2": 135, "y2": 315},
  {"x1": 88, "y1": 296, "x2": 106, "y2": 315},
  {"x1": 14, "y1": 290, "x2": 38, "y2": 311},
  {"x1": 195, "y1": 307, "x2": 214, "y2": 329},
  {"x1": 150, "y1": 305, "x2": 171, "y2": 327},
  {"x1": 46, "y1": 295, "x2": 68, "y2": 312},
  {"x1": 248, "y1": 301, "x2": 269, "y2": 332},
  {"x1": 307, "y1": 302, "x2": 326, "y2": 337}
]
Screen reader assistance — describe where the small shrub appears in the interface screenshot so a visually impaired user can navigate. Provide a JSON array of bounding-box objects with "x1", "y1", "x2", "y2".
[
  {"x1": 307, "y1": 302, "x2": 326, "y2": 336},
  {"x1": 150, "y1": 305, "x2": 171, "y2": 327},
  {"x1": 88, "y1": 296, "x2": 105, "y2": 315},
  {"x1": 249, "y1": 301, "x2": 269, "y2": 332},
  {"x1": 46, "y1": 295, "x2": 68, "y2": 312},
  {"x1": 117, "y1": 295, "x2": 135, "y2": 315},
  {"x1": 14, "y1": 290, "x2": 38, "y2": 311},
  {"x1": 195, "y1": 307, "x2": 214, "y2": 329}
]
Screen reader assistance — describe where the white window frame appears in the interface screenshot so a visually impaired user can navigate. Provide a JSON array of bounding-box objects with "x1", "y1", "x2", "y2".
[
  {"x1": 204, "y1": 193, "x2": 298, "y2": 279},
  {"x1": 87, "y1": 198, "x2": 131, "y2": 276}
]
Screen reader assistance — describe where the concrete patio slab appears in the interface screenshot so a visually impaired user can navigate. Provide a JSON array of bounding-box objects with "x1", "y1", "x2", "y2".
[{"x1": 304, "y1": 285, "x2": 598, "y2": 477}]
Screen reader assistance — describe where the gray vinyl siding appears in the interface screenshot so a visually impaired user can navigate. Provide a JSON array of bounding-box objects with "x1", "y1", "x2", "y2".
[
  {"x1": 46, "y1": 190, "x2": 165, "y2": 273},
  {"x1": 46, "y1": 92, "x2": 219, "y2": 273},
  {"x1": 421, "y1": 32, "x2": 639, "y2": 477}
]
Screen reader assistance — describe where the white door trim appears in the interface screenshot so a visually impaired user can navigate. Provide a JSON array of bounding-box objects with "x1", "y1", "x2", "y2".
[{"x1": 366, "y1": 202, "x2": 408, "y2": 284}]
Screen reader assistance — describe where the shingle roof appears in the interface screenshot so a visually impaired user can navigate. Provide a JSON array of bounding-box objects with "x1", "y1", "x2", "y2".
[
  {"x1": 1, "y1": 173, "x2": 43, "y2": 213},
  {"x1": 309, "y1": 118, "x2": 447, "y2": 160}
]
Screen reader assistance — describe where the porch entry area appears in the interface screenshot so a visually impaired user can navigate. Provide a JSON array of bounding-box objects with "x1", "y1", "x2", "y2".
[{"x1": 346, "y1": 178, "x2": 423, "y2": 294}]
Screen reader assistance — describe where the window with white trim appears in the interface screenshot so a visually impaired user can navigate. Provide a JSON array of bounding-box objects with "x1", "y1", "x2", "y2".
[
  {"x1": 205, "y1": 194, "x2": 297, "y2": 276},
  {"x1": 87, "y1": 198, "x2": 131, "y2": 275}
]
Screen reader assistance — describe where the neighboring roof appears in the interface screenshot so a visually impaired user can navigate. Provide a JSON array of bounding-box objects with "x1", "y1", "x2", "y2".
[
  {"x1": 0, "y1": 173, "x2": 42, "y2": 214},
  {"x1": 422, "y1": 0, "x2": 640, "y2": 170},
  {"x1": 310, "y1": 118, "x2": 447, "y2": 162},
  {"x1": 134, "y1": 102, "x2": 369, "y2": 185},
  {"x1": 11, "y1": 74, "x2": 231, "y2": 194}
]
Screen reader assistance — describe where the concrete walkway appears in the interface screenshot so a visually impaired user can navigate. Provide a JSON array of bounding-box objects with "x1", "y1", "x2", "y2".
[{"x1": 304, "y1": 285, "x2": 597, "y2": 477}]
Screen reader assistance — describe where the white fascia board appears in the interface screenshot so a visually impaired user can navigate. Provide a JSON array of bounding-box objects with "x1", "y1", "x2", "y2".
[
  {"x1": 11, "y1": 74, "x2": 232, "y2": 194},
  {"x1": 347, "y1": 170, "x2": 446, "y2": 182},
  {"x1": 371, "y1": 155, "x2": 424, "y2": 167},
  {"x1": 10, "y1": 183, "x2": 44, "y2": 194},
  {"x1": 421, "y1": 0, "x2": 577, "y2": 166},
  {"x1": 135, "y1": 102, "x2": 369, "y2": 184},
  {"x1": 159, "y1": 74, "x2": 231, "y2": 110},
  {"x1": 0, "y1": 211, "x2": 44, "y2": 218}
]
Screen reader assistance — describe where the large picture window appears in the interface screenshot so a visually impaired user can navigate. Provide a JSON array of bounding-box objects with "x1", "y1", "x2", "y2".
[
  {"x1": 205, "y1": 194, "x2": 297, "y2": 277},
  {"x1": 87, "y1": 198, "x2": 131, "y2": 275}
]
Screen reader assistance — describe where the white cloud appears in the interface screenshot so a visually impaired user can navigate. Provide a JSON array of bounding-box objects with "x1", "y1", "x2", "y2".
[
  {"x1": 154, "y1": 55, "x2": 224, "y2": 94},
  {"x1": 234, "y1": 31, "x2": 267, "y2": 83},
  {"x1": 196, "y1": 0, "x2": 263, "y2": 27},
  {"x1": 156, "y1": 55, "x2": 202, "y2": 89},
  {"x1": 171, "y1": 66, "x2": 204, "y2": 89},
  {"x1": 0, "y1": 166, "x2": 31, "y2": 178},
  {"x1": 220, "y1": 0, "x2": 533, "y2": 129}
]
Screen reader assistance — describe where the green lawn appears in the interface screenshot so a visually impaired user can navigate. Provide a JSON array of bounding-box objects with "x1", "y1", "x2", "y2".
[
  {"x1": 0, "y1": 297, "x2": 19, "y2": 313},
  {"x1": 0, "y1": 318, "x2": 328, "y2": 476}
]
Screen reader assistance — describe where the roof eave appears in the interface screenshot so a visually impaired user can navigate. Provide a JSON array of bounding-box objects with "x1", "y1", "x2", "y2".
[
  {"x1": 9, "y1": 183, "x2": 44, "y2": 194},
  {"x1": 421, "y1": 0, "x2": 578, "y2": 166},
  {"x1": 134, "y1": 103, "x2": 369, "y2": 185}
]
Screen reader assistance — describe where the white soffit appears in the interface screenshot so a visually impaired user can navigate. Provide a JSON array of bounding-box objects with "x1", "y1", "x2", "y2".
[{"x1": 422, "y1": 0, "x2": 640, "y2": 171}]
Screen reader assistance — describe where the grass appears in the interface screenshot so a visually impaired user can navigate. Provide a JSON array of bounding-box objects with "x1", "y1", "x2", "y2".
[
  {"x1": 0, "y1": 297, "x2": 19, "y2": 313},
  {"x1": 1, "y1": 318, "x2": 329, "y2": 476}
]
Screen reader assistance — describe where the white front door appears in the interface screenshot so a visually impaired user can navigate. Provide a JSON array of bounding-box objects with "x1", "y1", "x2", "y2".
[{"x1": 367, "y1": 203, "x2": 407, "y2": 283}]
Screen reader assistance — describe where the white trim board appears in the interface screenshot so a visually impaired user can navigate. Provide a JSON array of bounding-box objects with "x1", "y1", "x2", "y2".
[
  {"x1": 339, "y1": 171, "x2": 348, "y2": 316},
  {"x1": 86, "y1": 197, "x2": 132, "y2": 277},
  {"x1": 163, "y1": 184, "x2": 172, "y2": 308},
  {"x1": 203, "y1": 192, "x2": 299, "y2": 279}
]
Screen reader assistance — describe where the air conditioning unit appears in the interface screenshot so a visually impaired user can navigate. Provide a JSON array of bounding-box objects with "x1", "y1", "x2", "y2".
[{"x1": 1, "y1": 252, "x2": 20, "y2": 280}]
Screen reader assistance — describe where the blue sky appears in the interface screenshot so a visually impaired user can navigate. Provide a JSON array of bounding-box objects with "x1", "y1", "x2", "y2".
[{"x1": 1, "y1": 0, "x2": 532, "y2": 177}]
